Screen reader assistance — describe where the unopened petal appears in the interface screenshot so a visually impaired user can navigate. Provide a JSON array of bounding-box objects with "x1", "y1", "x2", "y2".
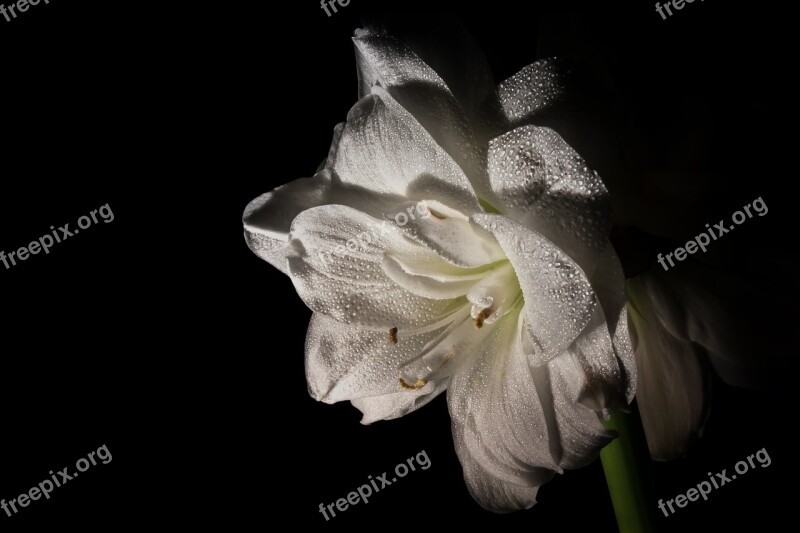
[{"x1": 627, "y1": 274, "x2": 711, "y2": 460}]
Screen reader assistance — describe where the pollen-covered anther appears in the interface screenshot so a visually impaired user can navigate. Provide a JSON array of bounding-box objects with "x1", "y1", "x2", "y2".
[
  {"x1": 473, "y1": 308, "x2": 493, "y2": 329},
  {"x1": 399, "y1": 378, "x2": 427, "y2": 391}
]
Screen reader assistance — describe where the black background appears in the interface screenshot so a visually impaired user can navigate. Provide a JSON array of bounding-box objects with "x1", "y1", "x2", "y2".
[{"x1": 0, "y1": 0, "x2": 795, "y2": 530}]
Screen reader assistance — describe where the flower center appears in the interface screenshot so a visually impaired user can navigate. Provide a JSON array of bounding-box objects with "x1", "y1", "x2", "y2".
[
  {"x1": 396, "y1": 259, "x2": 523, "y2": 388},
  {"x1": 467, "y1": 262, "x2": 522, "y2": 328}
]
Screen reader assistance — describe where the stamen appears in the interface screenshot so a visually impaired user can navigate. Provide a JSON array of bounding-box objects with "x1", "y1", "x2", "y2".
[
  {"x1": 467, "y1": 262, "x2": 520, "y2": 327},
  {"x1": 473, "y1": 307, "x2": 493, "y2": 329},
  {"x1": 470, "y1": 296, "x2": 493, "y2": 329},
  {"x1": 399, "y1": 378, "x2": 427, "y2": 391}
]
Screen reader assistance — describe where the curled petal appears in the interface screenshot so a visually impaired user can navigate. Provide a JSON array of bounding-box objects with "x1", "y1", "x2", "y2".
[
  {"x1": 242, "y1": 123, "x2": 344, "y2": 274},
  {"x1": 394, "y1": 201, "x2": 506, "y2": 268},
  {"x1": 382, "y1": 252, "x2": 484, "y2": 300},
  {"x1": 288, "y1": 204, "x2": 465, "y2": 329},
  {"x1": 245, "y1": 76, "x2": 488, "y2": 273},
  {"x1": 472, "y1": 213, "x2": 596, "y2": 361}
]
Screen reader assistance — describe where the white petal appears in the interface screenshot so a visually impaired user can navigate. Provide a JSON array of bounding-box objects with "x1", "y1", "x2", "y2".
[
  {"x1": 466, "y1": 262, "x2": 520, "y2": 324},
  {"x1": 306, "y1": 310, "x2": 459, "y2": 424},
  {"x1": 448, "y1": 309, "x2": 561, "y2": 482},
  {"x1": 351, "y1": 382, "x2": 449, "y2": 425},
  {"x1": 244, "y1": 100, "x2": 484, "y2": 273},
  {"x1": 242, "y1": 227, "x2": 291, "y2": 275},
  {"x1": 353, "y1": 29, "x2": 445, "y2": 99},
  {"x1": 288, "y1": 204, "x2": 464, "y2": 329},
  {"x1": 497, "y1": 59, "x2": 567, "y2": 126},
  {"x1": 495, "y1": 59, "x2": 619, "y2": 177},
  {"x1": 564, "y1": 304, "x2": 626, "y2": 412},
  {"x1": 546, "y1": 353, "x2": 616, "y2": 469},
  {"x1": 352, "y1": 31, "x2": 489, "y2": 199},
  {"x1": 446, "y1": 307, "x2": 615, "y2": 512},
  {"x1": 472, "y1": 214, "x2": 597, "y2": 361},
  {"x1": 609, "y1": 305, "x2": 636, "y2": 403},
  {"x1": 486, "y1": 125, "x2": 611, "y2": 270},
  {"x1": 453, "y1": 419, "x2": 555, "y2": 512},
  {"x1": 317, "y1": 122, "x2": 345, "y2": 173},
  {"x1": 242, "y1": 173, "x2": 407, "y2": 275},
  {"x1": 627, "y1": 274, "x2": 710, "y2": 460},
  {"x1": 243, "y1": 124, "x2": 396, "y2": 274},
  {"x1": 356, "y1": 19, "x2": 495, "y2": 120},
  {"x1": 398, "y1": 307, "x2": 482, "y2": 386},
  {"x1": 305, "y1": 313, "x2": 451, "y2": 402},
  {"x1": 588, "y1": 244, "x2": 637, "y2": 403},
  {"x1": 381, "y1": 253, "x2": 483, "y2": 300},
  {"x1": 243, "y1": 182, "x2": 406, "y2": 274},
  {"x1": 333, "y1": 87, "x2": 482, "y2": 216},
  {"x1": 394, "y1": 202, "x2": 506, "y2": 268},
  {"x1": 243, "y1": 175, "x2": 326, "y2": 274},
  {"x1": 485, "y1": 119, "x2": 626, "y2": 406}
]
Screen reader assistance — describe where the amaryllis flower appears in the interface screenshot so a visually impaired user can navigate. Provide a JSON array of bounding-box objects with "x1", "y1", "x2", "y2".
[{"x1": 243, "y1": 22, "x2": 635, "y2": 512}]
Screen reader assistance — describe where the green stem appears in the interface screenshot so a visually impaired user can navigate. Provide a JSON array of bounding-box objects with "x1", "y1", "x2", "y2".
[{"x1": 601, "y1": 409, "x2": 655, "y2": 533}]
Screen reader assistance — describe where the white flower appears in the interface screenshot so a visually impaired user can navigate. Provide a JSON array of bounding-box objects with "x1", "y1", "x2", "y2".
[{"x1": 243, "y1": 23, "x2": 635, "y2": 512}]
